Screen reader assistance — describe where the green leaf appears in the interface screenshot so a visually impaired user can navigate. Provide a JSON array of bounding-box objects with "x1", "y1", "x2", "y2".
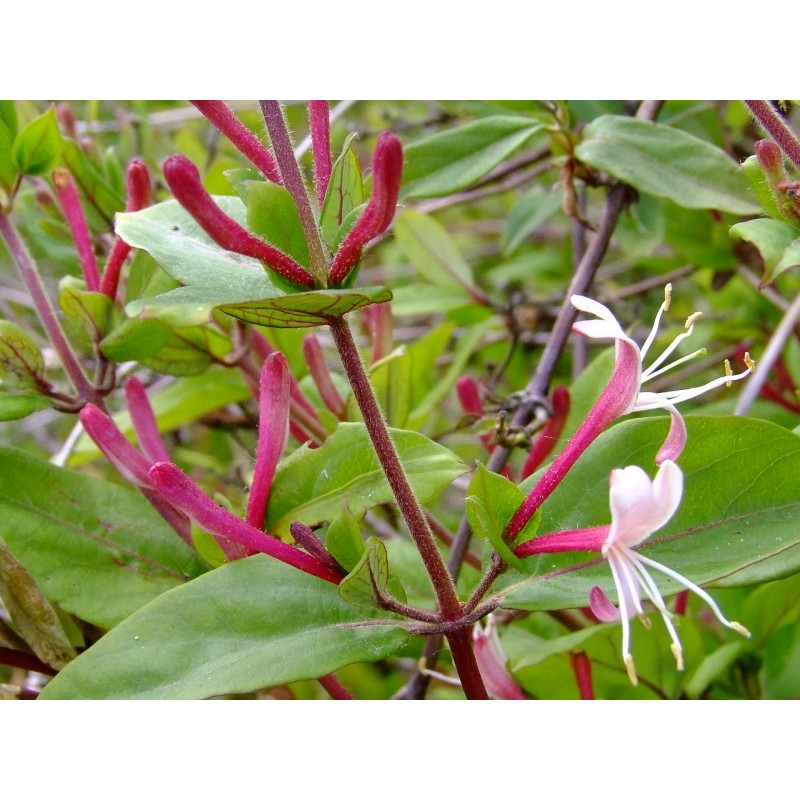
[
  {"x1": 138, "y1": 325, "x2": 231, "y2": 377},
  {"x1": 326, "y1": 505, "x2": 366, "y2": 572},
  {"x1": 465, "y1": 464, "x2": 535, "y2": 572},
  {"x1": 502, "y1": 187, "x2": 563, "y2": 255},
  {"x1": 0, "y1": 393, "x2": 52, "y2": 421},
  {"x1": 265, "y1": 422, "x2": 467, "y2": 537},
  {"x1": 0, "y1": 101, "x2": 19, "y2": 137},
  {"x1": 730, "y1": 218, "x2": 800, "y2": 285},
  {"x1": 0, "y1": 119, "x2": 17, "y2": 191},
  {"x1": 320, "y1": 135, "x2": 364, "y2": 249},
  {"x1": 118, "y1": 199, "x2": 282, "y2": 325},
  {"x1": 220, "y1": 286, "x2": 393, "y2": 329},
  {"x1": 0, "y1": 320, "x2": 45, "y2": 389},
  {"x1": 246, "y1": 180, "x2": 310, "y2": 268},
  {"x1": 60, "y1": 139, "x2": 124, "y2": 222},
  {"x1": 394, "y1": 210, "x2": 476, "y2": 293},
  {"x1": 338, "y1": 536, "x2": 406, "y2": 608},
  {"x1": 40, "y1": 555, "x2": 409, "y2": 699},
  {"x1": 0, "y1": 446, "x2": 207, "y2": 628},
  {"x1": 0, "y1": 534, "x2": 76, "y2": 670},
  {"x1": 58, "y1": 277, "x2": 114, "y2": 340},
  {"x1": 389, "y1": 284, "x2": 473, "y2": 317},
  {"x1": 575, "y1": 115, "x2": 760, "y2": 215},
  {"x1": 99, "y1": 317, "x2": 173, "y2": 362},
  {"x1": 402, "y1": 116, "x2": 544, "y2": 198},
  {"x1": 11, "y1": 107, "x2": 61, "y2": 176},
  {"x1": 501, "y1": 417, "x2": 800, "y2": 611}
]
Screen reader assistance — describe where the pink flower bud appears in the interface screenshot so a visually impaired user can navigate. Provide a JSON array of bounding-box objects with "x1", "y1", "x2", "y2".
[
  {"x1": 246, "y1": 353, "x2": 291, "y2": 530},
  {"x1": 303, "y1": 333, "x2": 346, "y2": 419},
  {"x1": 101, "y1": 159, "x2": 153, "y2": 299},
  {"x1": 520, "y1": 386, "x2": 571, "y2": 479},
  {"x1": 124, "y1": 377, "x2": 171, "y2": 464},
  {"x1": 361, "y1": 302, "x2": 393, "y2": 363},
  {"x1": 148, "y1": 462, "x2": 342, "y2": 583},
  {"x1": 329, "y1": 132, "x2": 403, "y2": 285},
  {"x1": 163, "y1": 154, "x2": 316, "y2": 289},
  {"x1": 53, "y1": 168, "x2": 101, "y2": 292},
  {"x1": 191, "y1": 101, "x2": 282, "y2": 185},
  {"x1": 308, "y1": 101, "x2": 332, "y2": 207},
  {"x1": 754, "y1": 139, "x2": 786, "y2": 181},
  {"x1": 473, "y1": 616, "x2": 526, "y2": 700}
]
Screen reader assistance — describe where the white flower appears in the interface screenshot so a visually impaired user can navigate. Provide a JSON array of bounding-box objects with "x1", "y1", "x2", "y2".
[
  {"x1": 590, "y1": 460, "x2": 750, "y2": 686},
  {"x1": 571, "y1": 285, "x2": 755, "y2": 463}
]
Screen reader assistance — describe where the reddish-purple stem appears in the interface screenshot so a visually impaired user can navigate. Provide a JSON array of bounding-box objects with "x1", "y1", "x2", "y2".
[
  {"x1": 308, "y1": 101, "x2": 332, "y2": 207},
  {"x1": 303, "y1": 333, "x2": 346, "y2": 418},
  {"x1": 163, "y1": 154, "x2": 315, "y2": 288},
  {"x1": 53, "y1": 168, "x2": 101, "y2": 292},
  {"x1": 318, "y1": 673, "x2": 354, "y2": 700},
  {"x1": 246, "y1": 353, "x2": 290, "y2": 530},
  {"x1": 192, "y1": 100, "x2": 283, "y2": 184},
  {"x1": 0, "y1": 210, "x2": 94, "y2": 401},
  {"x1": 329, "y1": 132, "x2": 404, "y2": 285},
  {"x1": 745, "y1": 101, "x2": 800, "y2": 171},
  {"x1": 259, "y1": 100, "x2": 329, "y2": 285},
  {"x1": 149, "y1": 462, "x2": 342, "y2": 583}
]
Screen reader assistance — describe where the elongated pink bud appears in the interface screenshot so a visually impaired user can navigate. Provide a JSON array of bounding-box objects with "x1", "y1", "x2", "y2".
[
  {"x1": 163, "y1": 154, "x2": 316, "y2": 288},
  {"x1": 520, "y1": 386, "x2": 570, "y2": 479},
  {"x1": 124, "y1": 377, "x2": 171, "y2": 464},
  {"x1": 79, "y1": 404, "x2": 152, "y2": 485},
  {"x1": 54, "y1": 168, "x2": 101, "y2": 292},
  {"x1": 361, "y1": 302, "x2": 392, "y2": 363},
  {"x1": 303, "y1": 333, "x2": 346, "y2": 419},
  {"x1": 754, "y1": 139, "x2": 786, "y2": 182},
  {"x1": 290, "y1": 521, "x2": 347, "y2": 578},
  {"x1": 191, "y1": 101, "x2": 282, "y2": 184},
  {"x1": 308, "y1": 101, "x2": 332, "y2": 206},
  {"x1": 246, "y1": 353, "x2": 291, "y2": 530},
  {"x1": 329, "y1": 132, "x2": 403, "y2": 284},
  {"x1": 569, "y1": 651, "x2": 595, "y2": 700},
  {"x1": 79, "y1": 404, "x2": 191, "y2": 543},
  {"x1": 101, "y1": 159, "x2": 153, "y2": 299},
  {"x1": 473, "y1": 616, "x2": 526, "y2": 700},
  {"x1": 149, "y1": 462, "x2": 342, "y2": 583}
]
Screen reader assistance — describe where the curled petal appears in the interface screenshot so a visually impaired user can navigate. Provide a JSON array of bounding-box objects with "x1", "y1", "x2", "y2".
[
  {"x1": 607, "y1": 461, "x2": 683, "y2": 549},
  {"x1": 589, "y1": 586, "x2": 622, "y2": 622},
  {"x1": 473, "y1": 616, "x2": 526, "y2": 700},
  {"x1": 655, "y1": 405, "x2": 687, "y2": 464}
]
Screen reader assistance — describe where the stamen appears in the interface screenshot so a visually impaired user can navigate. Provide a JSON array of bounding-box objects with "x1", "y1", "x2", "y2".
[
  {"x1": 685, "y1": 311, "x2": 703, "y2": 329},
  {"x1": 724, "y1": 359, "x2": 733, "y2": 388},
  {"x1": 744, "y1": 352, "x2": 756, "y2": 372},
  {"x1": 642, "y1": 348, "x2": 707, "y2": 382},
  {"x1": 641, "y1": 322, "x2": 698, "y2": 379},
  {"x1": 639, "y1": 288, "x2": 670, "y2": 361},
  {"x1": 664, "y1": 283, "x2": 672, "y2": 310},
  {"x1": 625, "y1": 654, "x2": 638, "y2": 686},
  {"x1": 670, "y1": 642, "x2": 685, "y2": 671},
  {"x1": 731, "y1": 622, "x2": 752, "y2": 638}
]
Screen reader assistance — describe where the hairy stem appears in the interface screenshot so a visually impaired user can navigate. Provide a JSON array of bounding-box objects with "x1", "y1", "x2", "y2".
[
  {"x1": 745, "y1": 101, "x2": 800, "y2": 171},
  {"x1": 260, "y1": 101, "x2": 329, "y2": 285},
  {"x1": 0, "y1": 209, "x2": 96, "y2": 402},
  {"x1": 329, "y1": 315, "x2": 487, "y2": 699}
]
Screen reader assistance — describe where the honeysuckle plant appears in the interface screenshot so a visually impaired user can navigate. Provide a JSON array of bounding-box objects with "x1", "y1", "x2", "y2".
[{"x1": 1, "y1": 100, "x2": 800, "y2": 701}]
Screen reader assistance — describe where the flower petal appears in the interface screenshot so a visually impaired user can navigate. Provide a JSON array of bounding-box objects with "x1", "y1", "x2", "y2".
[
  {"x1": 589, "y1": 586, "x2": 622, "y2": 622},
  {"x1": 655, "y1": 405, "x2": 687, "y2": 464},
  {"x1": 606, "y1": 461, "x2": 683, "y2": 548}
]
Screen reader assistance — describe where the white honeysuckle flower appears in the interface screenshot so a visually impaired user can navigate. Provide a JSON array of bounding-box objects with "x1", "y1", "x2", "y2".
[
  {"x1": 571, "y1": 285, "x2": 755, "y2": 463},
  {"x1": 517, "y1": 460, "x2": 751, "y2": 685}
]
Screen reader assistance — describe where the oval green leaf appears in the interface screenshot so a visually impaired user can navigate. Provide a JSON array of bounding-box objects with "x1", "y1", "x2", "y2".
[
  {"x1": 575, "y1": 115, "x2": 760, "y2": 215},
  {"x1": 40, "y1": 555, "x2": 409, "y2": 699}
]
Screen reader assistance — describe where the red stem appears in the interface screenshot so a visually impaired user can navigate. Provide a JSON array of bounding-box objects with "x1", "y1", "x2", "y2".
[
  {"x1": 0, "y1": 210, "x2": 95, "y2": 402},
  {"x1": 308, "y1": 101, "x2": 332, "y2": 207},
  {"x1": 192, "y1": 100, "x2": 283, "y2": 184},
  {"x1": 318, "y1": 673, "x2": 354, "y2": 700},
  {"x1": 745, "y1": 101, "x2": 800, "y2": 171},
  {"x1": 260, "y1": 100, "x2": 329, "y2": 285}
]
